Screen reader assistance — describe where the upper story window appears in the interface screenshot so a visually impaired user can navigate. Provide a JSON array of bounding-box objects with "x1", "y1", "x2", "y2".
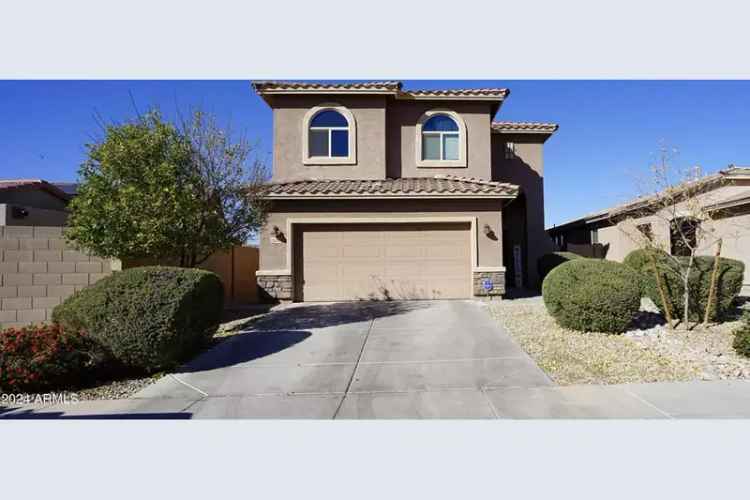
[
  {"x1": 309, "y1": 110, "x2": 349, "y2": 157},
  {"x1": 422, "y1": 115, "x2": 459, "y2": 161},
  {"x1": 505, "y1": 141, "x2": 516, "y2": 159},
  {"x1": 302, "y1": 104, "x2": 356, "y2": 165},
  {"x1": 415, "y1": 110, "x2": 467, "y2": 168}
]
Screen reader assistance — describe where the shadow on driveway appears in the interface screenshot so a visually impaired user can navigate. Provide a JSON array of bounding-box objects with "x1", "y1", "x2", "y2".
[
  {"x1": 249, "y1": 301, "x2": 430, "y2": 331},
  {"x1": 182, "y1": 330, "x2": 313, "y2": 372},
  {"x1": 182, "y1": 301, "x2": 431, "y2": 372}
]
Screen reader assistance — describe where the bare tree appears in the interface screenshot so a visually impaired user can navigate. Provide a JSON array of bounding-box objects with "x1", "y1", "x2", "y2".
[
  {"x1": 613, "y1": 145, "x2": 731, "y2": 329},
  {"x1": 176, "y1": 108, "x2": 271, "y2": 267}
]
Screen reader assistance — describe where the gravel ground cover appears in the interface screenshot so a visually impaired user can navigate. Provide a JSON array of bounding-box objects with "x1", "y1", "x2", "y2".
[{"x1": 487, "y1": 295, "x2": 750, "y2": 385}]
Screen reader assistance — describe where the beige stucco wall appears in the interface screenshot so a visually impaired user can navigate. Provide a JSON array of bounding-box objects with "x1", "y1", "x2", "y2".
[
  {"x1": 259, "y1": 199, "x2": 504, "y2": 272},
  {"x1": 602, "y1": 184, "x2": 750, "y2": 260},
  {"x1": 491, "y1": 135, "x2": 552, "y2": 286},
  {"x1": 270, "y1": 94, "x2": 387, "y2": 182},
  {"x1": 386, "y1": 100, "x2": 493, "y2": 179}
]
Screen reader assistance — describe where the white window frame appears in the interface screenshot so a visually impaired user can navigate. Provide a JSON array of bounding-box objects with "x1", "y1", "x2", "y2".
[
  {"x1": 422, "y1": 130, "x2": 460, "y2": 162},
  {"x1": 415, "y1": 109, "x2": 467, "y2": 168},
  {"x1": 302, "y1": 104, "x2": 357, "y2": 165}
]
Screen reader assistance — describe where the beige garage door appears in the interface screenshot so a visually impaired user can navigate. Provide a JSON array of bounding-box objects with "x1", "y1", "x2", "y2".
[{"x1": 298, "y1": 223, "x2": 471, "y2": 301}]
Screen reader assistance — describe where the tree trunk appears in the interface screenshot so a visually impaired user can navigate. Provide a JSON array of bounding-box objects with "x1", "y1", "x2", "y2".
[
  {"x1": 648, "y1": 251, "x2": 673, "y2": 329},
  {"x1": 703, "y1": 238, "x2": 723, "y2": 326},
  {"x1": 683, "y1": 254, "x2": 695, "y2": 329}
]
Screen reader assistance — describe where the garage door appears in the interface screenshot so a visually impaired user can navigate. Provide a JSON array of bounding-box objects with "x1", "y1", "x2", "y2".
[{"x1": 298, "y1": 223, "x2": 471, "y2": 301}]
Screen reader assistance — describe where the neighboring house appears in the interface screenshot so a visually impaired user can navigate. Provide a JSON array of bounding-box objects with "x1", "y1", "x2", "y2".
[
  {"x1": 253, "y1": 81, "x2": 558, "y2": 302},
  {"x1": 0, "y1": 179, "x2": 71, "y2": 226},
  {"x1": 547, "y1": 165, "x2": 750, "y2": 293}
]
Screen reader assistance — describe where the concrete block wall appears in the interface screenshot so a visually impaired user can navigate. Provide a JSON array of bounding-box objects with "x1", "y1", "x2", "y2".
[{"x1": 0, "y1": 226, "x2": 117, "y2": 329}]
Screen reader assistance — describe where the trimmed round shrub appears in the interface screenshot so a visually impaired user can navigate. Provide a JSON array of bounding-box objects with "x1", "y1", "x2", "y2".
[
  {"x1": 542, "y1": 258, "x2": 641, "y2": 333},
  {"x1": 52, "y1": 266, "x2": 224, "y2": 373},
  {"x1": 623, "y1": 249, "x2": 744, "y2": 322},
  {"x1": 622, "y1": 247, "x2": 663, "y2": 295},
  {"x1": 0, "y1": 324, "x2": 97, "y2": 393},
  {"x1": 733, "y1": 313, "x2": 750, "y2": 358},
  {"x1": 537, "y1": 252, "x2": 582, "y2": 283}
]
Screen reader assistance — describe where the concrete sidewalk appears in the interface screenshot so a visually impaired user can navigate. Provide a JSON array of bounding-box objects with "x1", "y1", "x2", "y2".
[{"x1": 4, "y1": 379, "x2": 750, "y2": 419}]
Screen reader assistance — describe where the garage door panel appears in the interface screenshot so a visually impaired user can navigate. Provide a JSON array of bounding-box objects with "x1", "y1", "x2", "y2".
[
  {"x1": 300, "y1": 223, "x2": 471, "y2": 301},
  {"x1": 342, "y1": 245, "x2": 382, "y2": 258},
  {"x1": 341, "y1": 263, "x2": 386, "y2": 279},
  {"x1": 426, "y1": 245, "x2": 468, "y2": 259},
  {"x1": 384, "y1": 245, "x2": 424, "y2": 258},
  {"x1": 422, "y1": 262, "x2": 466, "y2": 276},
  {"x1": 383, "y1": 262, "x2": 423, "y2": 278}
]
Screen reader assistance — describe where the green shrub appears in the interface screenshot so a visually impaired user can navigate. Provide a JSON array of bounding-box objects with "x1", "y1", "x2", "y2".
[
  {"x1": 622, "y1": 247, "x2": 665, "y2": 295},
  {"x1": 53, "y1": 266, "x2": 224, "y2": 373},
  {"x1": 0, "y1": 324, "x2": 97, "y2": 393},
  {"x1": 623, "y1": 249, "x2": 744, "y2": 322},
  {"x1": 733, "y1": 313, "x2": 750, "y2": 358},
  {"x1": 542, "y1": 258, "x2": 641, "y2": 333},
  {"x1": 537, "y1": 252, "x2": 582, "y2": 283}
]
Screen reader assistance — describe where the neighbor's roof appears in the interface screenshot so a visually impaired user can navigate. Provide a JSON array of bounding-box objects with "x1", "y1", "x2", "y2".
[
  {"x1": 491, "y1": 121, "x2": 559, "y2": 134},
  {"x1": 252, "y1": 81, "x2": 510, "y2": 101},
  {"x1": 0, "y1": 179, "x2": 72, "y2": 202},
  {"x1": 547, "y1": 165, "x2": 750, "y2": 233},
  {"x1": 264, "y1": 175, "x2": 519, "y2": 199},
  {"x1": 51, "y1": 182, "x2": 79, "y2": 196}
]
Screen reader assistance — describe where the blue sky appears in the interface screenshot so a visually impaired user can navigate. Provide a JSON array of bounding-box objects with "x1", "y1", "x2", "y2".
[{"x1": 2, "y1": 80, "x2": 749, "y2": 227}]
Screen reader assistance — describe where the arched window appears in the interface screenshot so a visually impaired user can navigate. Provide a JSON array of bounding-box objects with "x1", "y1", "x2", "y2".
[
  {"x1": 302, "y1": 104, "x2": 356, "y2": 165},
  {"x1": 422, "y1": 114, "x2": 459, "y2": 161},
  {"x1": 309, "y1": 110, "x2": 349, "y2": 158},
  {"x1": 416, "y1": 110, "x2": 467, "y2": 167}
]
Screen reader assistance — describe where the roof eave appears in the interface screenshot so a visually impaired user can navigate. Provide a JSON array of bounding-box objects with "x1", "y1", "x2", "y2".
[{"x1": 264, "y1": 193, "x2": 518, "y2": 201}]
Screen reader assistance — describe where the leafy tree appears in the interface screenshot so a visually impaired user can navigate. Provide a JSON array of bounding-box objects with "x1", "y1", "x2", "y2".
[{"x1": 66, "y1": 110, "x2": 268, "y2": 267}]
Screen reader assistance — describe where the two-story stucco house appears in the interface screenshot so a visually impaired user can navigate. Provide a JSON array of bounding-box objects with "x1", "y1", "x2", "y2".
[{"x1": 253, "y1": 81, "x2": 558, "y2": 302}]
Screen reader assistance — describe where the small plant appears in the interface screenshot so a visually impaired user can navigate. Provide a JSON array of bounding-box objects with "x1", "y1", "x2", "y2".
[
  {"x1": 537, "y1": 251, "x2": 582, "y2": 283},
  {"x1": 542, "y1": 258, "x2": 641, "y2": 333},
  {"x1": 0, "y1": 324, "x2": 97, "y2": 393},
  {"x1": 733, "y1": 313, "x2": 750, "y2": 358},
  {"x1": 53, "y1": 266, "x2": 224, "y2": 373}
]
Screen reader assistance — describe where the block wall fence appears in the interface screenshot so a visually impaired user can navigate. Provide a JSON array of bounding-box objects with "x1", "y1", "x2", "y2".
[{"x1": 0, "y1": 226, "x2": 117, "y2": 329}]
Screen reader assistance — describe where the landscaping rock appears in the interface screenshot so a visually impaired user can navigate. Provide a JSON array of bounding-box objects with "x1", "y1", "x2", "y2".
[{"x1": 487, "y1": 294, "x2": 750, "y2": 385}]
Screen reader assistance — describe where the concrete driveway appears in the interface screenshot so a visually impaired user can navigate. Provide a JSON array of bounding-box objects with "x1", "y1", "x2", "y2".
[
  {"x1": 2, "y1": 300, "x2": 552, "y2": 419},
  {"x1": 139, "y1": 300, "x2": 552, "y2": 418}
]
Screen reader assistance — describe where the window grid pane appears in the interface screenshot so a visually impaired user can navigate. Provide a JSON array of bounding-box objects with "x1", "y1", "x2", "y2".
[
  {"x1": 443, "y1": 133, "x2": 459, "y2": 160},
  {"x1": 310, "y1": 110, "x2": 348, "y2": 127},
  {"x1": 309, "y1": 129, "x2": 329, "y2": 157},
  {"x1": 423, "y1": 134, "x2": 441, "y2": 160},
  {"x1": 423, "y1": 115, "x2": 459, "y2": 132},
  {"x1": 331, "y1": 129, "x2": 349, "y2": 157}
]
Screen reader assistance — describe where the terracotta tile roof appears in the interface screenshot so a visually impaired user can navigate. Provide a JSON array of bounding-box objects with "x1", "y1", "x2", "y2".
[
  {"x1": 402, "y1": 88, "x2": 509, "y2": 99},
  {"x1": 265, "y1": 175, "x2": 519, "y2": 199},
  {"x1": 252, "y1": 81, "x2": 509, "y2": 100},
  {"x1": 491, "y1": 121, "x2": 559, "y2": 133},
  {"x1": 253, "y1": 81, "x2": 402, "y2": 93},
  {"x1": 0, "y1": 179, "x2": 71, "y2": 201}
]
